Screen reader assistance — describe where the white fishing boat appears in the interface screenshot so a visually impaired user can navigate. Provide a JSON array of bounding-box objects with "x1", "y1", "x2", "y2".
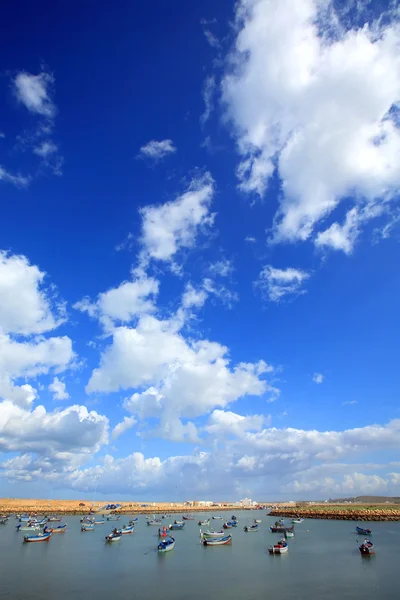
[
  {"x1": 200, "y1": 529, "x2": 225, "y2": 538},
  {"x1": 269, "y1": 539, "x2": 288, "y2": 554},
  {"x1": 203, "y1": 534, "x2": 232, "y2": 546}
]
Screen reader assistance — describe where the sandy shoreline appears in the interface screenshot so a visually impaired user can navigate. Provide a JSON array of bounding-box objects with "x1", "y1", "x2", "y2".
[{"x1": 1, "y1": 499, "x2": 400, "y2": 520}]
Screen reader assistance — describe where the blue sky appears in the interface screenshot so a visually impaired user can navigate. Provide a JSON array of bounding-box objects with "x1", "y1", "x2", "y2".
[{"x1": 0, "y1": 0, "x2": 399, "y2": 501}]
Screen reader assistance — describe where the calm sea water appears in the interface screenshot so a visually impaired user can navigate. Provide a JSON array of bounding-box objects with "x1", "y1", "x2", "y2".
[{"x1": 0, "y1": 511, "x2": 398, "y2": 600}]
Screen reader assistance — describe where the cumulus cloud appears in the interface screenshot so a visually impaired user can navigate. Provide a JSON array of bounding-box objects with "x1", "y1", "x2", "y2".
[
  {"x1": 208, "y1": 259, "x2": 234, "y2": 278},
  {"x1": 0, "y1": 251, "x2": 65, "y2": 335},
  {"x1": 138, "y1": 139, "x2": 176, "y2": 161},
  {"x1": 138, "y1": 173, "x2": 215, "y2": 268},
  {"x1": 48, "y1": 376, "x2": 69, "y2": 400},
  {"x1": 222, "y1": 0, "x2": 400, "y2": 248},
  {"x1": 312, "y1": 372, "x2": 324, "y2": 384},
  {"x1": 255, "y1": 265, "x2": 310, "y2": 302},
  {"x1": 111, "y1": 416, "x2": 137, "y2": 440}
]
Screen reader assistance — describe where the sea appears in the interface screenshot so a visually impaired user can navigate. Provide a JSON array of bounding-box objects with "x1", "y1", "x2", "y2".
[{"x1": 0, "y1": 510, "x2": 398, "y2": 600}]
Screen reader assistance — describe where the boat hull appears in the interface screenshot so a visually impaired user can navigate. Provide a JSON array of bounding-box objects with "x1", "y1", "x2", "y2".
[
  {"x1": 203, "y1": 535, "x2": 232, "y2": 546},
  {"x1": 356, "y1": 527, "x2": 372, "y2": 535},
  {"x1": 24, "y1": 533, "x2": 52, "y2": 543},
  {"x1": 158, "y1": 537, "x2": 175, "y2": 552}
]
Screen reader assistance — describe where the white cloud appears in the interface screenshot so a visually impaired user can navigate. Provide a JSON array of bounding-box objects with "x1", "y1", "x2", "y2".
[
  {"x1": 205, "y1": 409, "x2": 269, "y2": 437},
  {"x1": 208, "y1": 259, "x2": 234, "y2": 277},
  {"x1": 312, "y1": 372, "x2": 324, "y2": 384},
  {"x1": 0, "y1": 132, "x2": 5, "y2": 138},
  {"x1": 343, "y1": 400, "x2": 357, "y2": 405},
  {"x1": 111, "y1": 416, "x2": 137, "y2": 440},
  {"x1": 48, "y1": 376, "x2": 69, "y2": 400},
  {"x1": 255, "y1": 265, "x2": 310, "y2": 301},
  {"x1": 203, "y1": 29, "x2": 220, "y2": 49},
  {"x1": 14, "y1": 71, "x2": 56, "y2": 118},
  {"x1": 245, "y1": 236, "x2": 256, "y2": 243},
  {"x1": 33, "y1": 141, "x2": 58, "y2": 157},
  {"x1": 74, "y1": 276, "x2": 159, "y2": 327},
  {"x1": 87, "y1": 314, "x2": 271, "y2": 421},
  {"x1": 0, "y1": 251, "x2": 65, "y2": 335},
  {"x1": 0, "y1": 166, "x2": 30, "y2": 187},
  {"x1": 0, "y1": 333, "x2": 74, "y2": 379},
  {"x1": 201, "y1": 75, "x2": 217, "y2": 125},
  {"x1": 138, "y1": 173, "x2": 215, "y2": 267},
  {"x1": 0, "y1": 401, "x2": 108, "y2": 469},
  {"x1": 138, "y1": 139, "x2": 176, "y2": 161},
  {"x1": 222, "y1": 0, "x2": 400, "y2": 248},
  {"x1": 203, "y1": 278, "x2": 239, "y2": 308},
  {"x1": 181, "y1": 283, "x2": 208, "y2": 309}
]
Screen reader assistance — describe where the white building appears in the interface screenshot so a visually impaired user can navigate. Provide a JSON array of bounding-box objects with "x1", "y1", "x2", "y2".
[
  {"x1": 240, "y1": 497, "x2": 257, "y2": 507},
  {"x1": 198, "y1": 500, "x2": 213, "y2": 507}
]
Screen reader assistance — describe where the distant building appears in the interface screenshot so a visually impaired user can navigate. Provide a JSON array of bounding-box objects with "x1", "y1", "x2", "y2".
[
  {"x1": 240, "y1": 498, "x2": 257, "y2": 507},
  {"x1": 198, "y1": 500, "x2": 213, "y2": 507}
]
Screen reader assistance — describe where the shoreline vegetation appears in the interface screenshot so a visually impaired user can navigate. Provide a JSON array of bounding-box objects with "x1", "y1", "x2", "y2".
[{"x1": 0, "y1": 499, "x2": 399, "y2": 520}]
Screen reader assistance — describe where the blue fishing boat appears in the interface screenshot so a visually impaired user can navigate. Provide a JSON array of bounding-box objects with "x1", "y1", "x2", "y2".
[
  {"x1": 356, "y1": 526, "x2": 372, "y2": 535},
  {"x1": 169, "y1": 522, "x2": 185, "y2": 531},
  {"x1": 129, "y1": 518, "x2": 138, "y2": 523},
  {"x1": 158, "y1": 536, "x2": 175, "y2": 553},
  {"x1": 244, "y1": 524, "x2": 258, "y2": 532},
  {"x1": 49, "y1": 524, "x2": 67, "y2": 534},
  {"x1": 105, "y1": 532, "x2": 121, "y2": 542},
  {"x1": 81, "y1": 523, "x2": 95, "y2": 531},
  {"x1": 121, "y1": 525, "x2": 134, "y2": 534},
  {"x1": 24, "y1": 532, "x2": 52, "y2": 543}
]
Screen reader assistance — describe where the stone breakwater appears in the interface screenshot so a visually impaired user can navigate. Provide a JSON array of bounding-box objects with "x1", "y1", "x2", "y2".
[{"x1": 270, "y1": 507, "x2": 400, "y2": 522}]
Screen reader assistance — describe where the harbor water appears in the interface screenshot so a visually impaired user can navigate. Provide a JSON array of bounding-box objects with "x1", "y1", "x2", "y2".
[{"x1": 0, "y1": 511, "x2": 398, "y2": 600}]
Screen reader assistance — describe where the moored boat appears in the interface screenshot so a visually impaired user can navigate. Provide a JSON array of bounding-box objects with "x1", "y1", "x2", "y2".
[
  {"x1": 223, "y1": 522, "x2": 232, "y2": 529},
  {"x1": 291, "y1": 518, "x2": 304, "y2": 524},
  {"x1": 254, "y1": 519, "x2": 262, "y2": 524},
  {"x1": 244, "y1": 524, "x2": 258, "y2": 532},
  {"x1": 94, "y1": 520, "x2": 105, "y2": 524},
  {"x1": 158, "y1": 536, "x2": 175, "y2": 553},
  {"x1": 200, "y1": 529, "x2": 224, "y2": 539},
  {"x1": 269, "y1": 539, "x2": 288, "y2": 554},
  {"x1": 147, "y1": 519, "x2": 162, "y2": 526},
  {"x1": 356, "y1": 526, "x2": 372, "y2": 535},
  {"x1": 212, "y1": 516, "x2": 223, "y2": 520},
  {"x1": 284, "y1": 530, "x2": 295, "y2": 538},
  {"x1": 121, "y1": 525, "x2": 134, "y2": 534},
  {"x1": 107, "y1": 516, "x2": 120, "y2": 522},
  {"x1": 169, "y1": 522, "x2": 185, "y2": 531},
  {"x1": 47, "y1": 516, "x2": 61, "y2": 522},
  {"x1": 270, "y1": 521, "x2": 294, "y2": 533},
  {"x1": 158, "y1": 526, "x2": 168, "y2": 537},
  {"x1": 198, "y1": 519, "x2": 210, "y2": 526},
  {"x1": 129, "y1": 518, "x2": 139, "y2": 524},
  {"x1": 17, "y1": 523, "x2": 42, "y2": 532},
  {"x1": 24, "y1": 532, "x2": 52, "y2": 543},
  {"x1": 105, "y1": 532, "x2": 122, "y2": 542},
  {"x1": 359, "y1": 539, "x2": 374, "y2": 555},
  {"x1": 51, "y1": 525, "x2": 67, "y2": 534},
  {"x1": 182, "y1": 515, "x2": 195, "y2": 520},
  {"x1": 203, "y1": 534, "x2": 232, "y2": 546},
  {"x1": 81, "y1": 524, "x2": 95, "y2": 532}
]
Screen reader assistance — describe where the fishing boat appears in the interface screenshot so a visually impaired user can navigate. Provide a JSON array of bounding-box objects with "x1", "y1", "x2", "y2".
[
  {"x1": 356, "y1": 526, "x2": 372, "y2": 535},
  {"x1": 292, "y1": 518, "x2": 304, "y2": 524},
  {"x1": 203, "y1": 534, "x2": 232, "y2": 546},
  {"x1": 158, "y1": 526, "x2": 168, "y2": 537},
  {"x1": 24, "y1": 532, "x2": 52, "y2": 543},
  {"x1": 121, "y1": 525, "x2": 134, "y2": 534},
  {"x1": 129, "y1": 518, "x2": 139, "y2": 524},
  {"x1": 359, "y1": 539, "x2": 374, "y2": 555},
  {"x1": 16, "y1": 523, "x2": 42, "y2": 532},
  {"x1": 254, "y1": 519, "x2": 262, "y2": 524},
  {"x1": 147, "y1": 519, "x2": 162, "y2": 526},
  {"x1": 212, "y1": 516, "x2": 223, "y2": 520},
  {"x1": 80, "y1": 516, "x2": 95, "y2": 523},
  {"x1": 284, "y1": 530, "x2": 295, "y2": 539},
  {"x1": 107, "y1": 516, "x2": 120, "y2": 521},
  {"x1": 244, "y1": 524, "x2": 259, "y2": 532},
  {"x1": 19, "y1": 516, "x2": 31, "y2": 523},
  {"x1": 223, "y1": 522, "x2": 233, "y2": 529},
  {"x1": 50, "y1": 525, "x2": 67, "y2": 534},
  {"x1": 174, "y1": 520, "x2": 184, "y2": 525},
  {"x1": 169, "y1": 522, "x2": 185, "y2": 531},
  {"x1": 231, "y1": 515, "x2": 237, "y2": 521},
  {"x1": 47, "y1": 516, "x2": 61, "y2": 522},
  {"x1": 94, "y1": 520, "x2": 105, "y2": 525},
  {"x1": 182, "y1": 515, "x2": 195, "y2": 520},
  {"x1": 198, "y1": 519, "x2": 210, "y2": 526},
  {"x1": 269, "y1": 539, "x2": 288, "y2": 554},
  {"x1": 158, "y1": 536, "x2": 175, "y2": 553},
  {"x1": 0, "y1": 518, "x2": 7, "y2": 525},
  {"x1": 105, "y1": 532, "x2": 122, "y2": 542},
  {"x1": 269, "y1": 521, "x2": 294, "y2": 533},
  {"x1": 200, "y1": 529, "x2": 225, "y2": 539},
  {"x1": 81, "y1": 524, "x2": 95, "y2": 532}
]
